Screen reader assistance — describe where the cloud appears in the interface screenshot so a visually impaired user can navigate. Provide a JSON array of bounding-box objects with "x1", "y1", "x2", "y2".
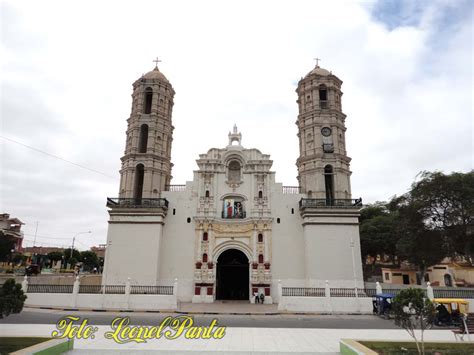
[{"x1": 1, "y1": 0, "x2": 471, "y2": 249}]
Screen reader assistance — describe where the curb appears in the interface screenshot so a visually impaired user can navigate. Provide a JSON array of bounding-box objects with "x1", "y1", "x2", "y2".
[{"x1": 26, "y1": 305, "x2": 320, "y2": 316}]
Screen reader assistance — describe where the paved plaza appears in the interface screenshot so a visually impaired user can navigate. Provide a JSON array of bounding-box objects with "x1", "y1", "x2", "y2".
[
  {"x1": 0, "y1": 306, "x2": 466, "y2": 354},
  {"x1": 0, "y1": 323, "x2": 459, "y2": 354}
]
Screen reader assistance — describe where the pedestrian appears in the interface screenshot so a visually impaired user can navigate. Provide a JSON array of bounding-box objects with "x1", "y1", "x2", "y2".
[
  {"x1": 254, "y1": 291, "x2": 260, "y2": 304},
  {"x1": 259, "y1": 293, "x2": 265, "y2": 304}
]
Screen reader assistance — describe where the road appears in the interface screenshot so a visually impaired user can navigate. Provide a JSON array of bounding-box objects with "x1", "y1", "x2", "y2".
[{"x1": 0, "y1": 308, "x2": 400, "y2": 329}]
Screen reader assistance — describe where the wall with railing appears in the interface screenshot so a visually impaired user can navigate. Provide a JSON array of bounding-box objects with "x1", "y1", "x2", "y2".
[
  {"x1": 20, "y1": 276, "x2": 178, "y2": 311},
  {"x1": 278, "y1": 280, "x2": 474, "y2": 313}
]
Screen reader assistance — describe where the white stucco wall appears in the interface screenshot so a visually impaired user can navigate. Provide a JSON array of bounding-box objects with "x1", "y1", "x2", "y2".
[
  {"x1": 302, "y1": 220, "x2": 364, "y2": 288},
  {"x1": 25, "y1": 293, "x2": 177, "y2": 310},
  {"x1": 278, "y1": 296, "x2": 373, "y2": 314},
  {"x1": 102, "y1": 215, "x2": 165, "y2": 285}
]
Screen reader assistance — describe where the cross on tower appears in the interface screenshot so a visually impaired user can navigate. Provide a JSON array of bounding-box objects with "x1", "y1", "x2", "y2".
[
  {"x1": 153, "y1": 57, "x2": 162, "y2": 68},
  {"x1": 314, "y1": 58, "x2": 321, "y2": 67}
]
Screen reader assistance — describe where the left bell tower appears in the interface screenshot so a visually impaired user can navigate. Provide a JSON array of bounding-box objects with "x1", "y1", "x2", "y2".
[
  {"x1": 119, "y1": 60, "x2": 175, "y2": 199},
  {"x1": 103, "y1": 60, "x2": 173, "y2": 286}
]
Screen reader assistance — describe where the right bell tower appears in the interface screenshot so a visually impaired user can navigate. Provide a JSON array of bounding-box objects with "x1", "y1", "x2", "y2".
[{"x1": 296, "y1": 62, "x2": 352, "y2": 201}]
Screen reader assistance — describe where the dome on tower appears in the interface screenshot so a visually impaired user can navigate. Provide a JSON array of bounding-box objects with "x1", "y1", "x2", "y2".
[
  {"x1": 142, "y1": 66, "x2": 169, "y2": 83},
  {"x1": 306, "y1": 65, "x2": 331, "y2": 77}
]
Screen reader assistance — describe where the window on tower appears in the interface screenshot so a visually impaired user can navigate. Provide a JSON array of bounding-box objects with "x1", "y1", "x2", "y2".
[
  {"x1": 319, "y1": 86, "x2": 328, "y2": 109},
  {"x1": 138, "y1": 124, "x2": 148, "y2": 153},
  {"x1": 144, "y1": 87, "x2": 153, "y2": 114},
  {"x1": 133, "y1": 164, "x2": 145, "y2": 201},
  {"x1": 324, "y1": 165, "x2": 334, "y2": 205}
]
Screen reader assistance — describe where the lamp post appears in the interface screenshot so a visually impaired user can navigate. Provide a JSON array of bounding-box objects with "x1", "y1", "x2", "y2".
[{"x1": 70, "y1": 231, "x2": 92, "y2": 259}]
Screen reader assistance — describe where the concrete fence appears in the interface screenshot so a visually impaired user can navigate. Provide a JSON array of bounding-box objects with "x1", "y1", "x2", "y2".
[
  {"x1": 278, "y1": 280, "x2": 474, "y2": 314},
  {"x1": 20, "y1": 276, "x2": 178, "y2": 311},
  {"x1": 278, "y1": 280, "x2": 374, "y2": 314}
]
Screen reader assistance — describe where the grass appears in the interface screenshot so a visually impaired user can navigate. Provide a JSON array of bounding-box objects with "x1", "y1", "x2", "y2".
[
  {"x1": 360, "y1": 341, "x2": 474, "y2": 355},
  {"x1": 0, "y1": 337, "x2": 51, "y2": 354}
]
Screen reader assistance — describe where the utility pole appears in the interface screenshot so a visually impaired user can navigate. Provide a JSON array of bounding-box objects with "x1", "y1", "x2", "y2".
[
  {"x1": 70, "y1": 231, "x2": 92, "y2": 259},
  {"x1": 33, "y1": 221, "x2": 39, "y2": 247}
]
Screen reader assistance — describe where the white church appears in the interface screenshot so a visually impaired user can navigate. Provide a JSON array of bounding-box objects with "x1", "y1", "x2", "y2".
[{"x1": 102, "y1": 62, "x2": 364, "y2": 304}]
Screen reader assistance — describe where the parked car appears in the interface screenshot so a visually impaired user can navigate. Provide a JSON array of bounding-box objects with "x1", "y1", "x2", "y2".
[{"x1": 25, "y1": 264, "x2": 41, "y2": 275}]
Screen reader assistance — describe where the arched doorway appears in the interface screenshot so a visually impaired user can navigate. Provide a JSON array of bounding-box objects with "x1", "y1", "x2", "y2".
[{"x1": 216, "y1": 249, "x2": 249, "y2": 300}]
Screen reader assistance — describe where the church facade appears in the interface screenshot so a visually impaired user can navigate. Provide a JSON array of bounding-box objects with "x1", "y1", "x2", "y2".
[{"x1": 102, "y1": 63, "x2": 364, "y2": 303}]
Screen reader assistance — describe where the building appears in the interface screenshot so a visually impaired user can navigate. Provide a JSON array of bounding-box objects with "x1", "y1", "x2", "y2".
[
  {"x1": 0, "y1": 213, "x2": 24, "y2": 252},
  {"x1": 90, "y1": 245, "x2": 106, "y2": 259},
  {"x1": 382, "y1": 260, "x2": 474, "y2": 287},
  {"x1": 102, "y1": 62, "x2": 364, "y2": 303}
]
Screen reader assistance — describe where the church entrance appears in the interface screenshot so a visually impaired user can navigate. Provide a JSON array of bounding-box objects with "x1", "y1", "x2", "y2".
[{"x1": 216, "y1": 249, "x2": 249, "y2": 300}]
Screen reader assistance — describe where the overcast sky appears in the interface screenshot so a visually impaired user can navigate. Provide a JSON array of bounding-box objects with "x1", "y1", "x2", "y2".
[{"x1": 1, "y1": 0, "x2": 472, "y2": 250}]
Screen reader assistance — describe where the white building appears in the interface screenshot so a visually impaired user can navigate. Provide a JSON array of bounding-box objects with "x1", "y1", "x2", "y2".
[{"x1": 102, "y1": 63, "x2": 364, "y2": 304}]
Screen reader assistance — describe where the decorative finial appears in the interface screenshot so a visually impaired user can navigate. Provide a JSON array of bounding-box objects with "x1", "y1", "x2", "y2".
[
  {"x1": 153, "y1": 57, "x2": 162, "y2": 69},
  {"x1": 314, "y1": 57, "x2": 321, "y2": 67},
  {"x1": 233, "y1": 124, "x2": 238, "y2": 134}
]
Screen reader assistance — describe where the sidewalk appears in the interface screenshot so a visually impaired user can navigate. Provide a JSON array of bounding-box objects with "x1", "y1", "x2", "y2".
[
  {"x1": 0, "y1": 324, "x2": 460, "y2": 354},
  {"x1": 178, "y1": 301, "x2": 278, "y2": 315},
  {"x1": 25, "y1": 301, "x2": 286, "y2": 315}
]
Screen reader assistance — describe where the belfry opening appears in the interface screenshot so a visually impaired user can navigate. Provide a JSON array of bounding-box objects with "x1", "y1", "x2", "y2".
[{"x1": 216, "y1": 249, "x2": 249, "y2": 300}]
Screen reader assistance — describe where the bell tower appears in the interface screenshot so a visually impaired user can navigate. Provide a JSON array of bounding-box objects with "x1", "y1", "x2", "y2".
[
  {"x1": 119, "y1": 60, "x2": 175, "y2": 199},
  {"x1": 296, "y1": 61, "x2": 352, "y2": 201}
]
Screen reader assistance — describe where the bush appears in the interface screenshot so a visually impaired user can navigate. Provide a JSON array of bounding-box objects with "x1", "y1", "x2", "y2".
[{"x1": 0, "y1": 279, "x2": 27, "y2": 319}]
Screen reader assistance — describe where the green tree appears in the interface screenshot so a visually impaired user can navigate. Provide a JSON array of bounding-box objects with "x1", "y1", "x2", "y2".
[
  {"x1": 392, "y1": 288, "x2": 435, "y2": 355},
  {"x1": 0, "y1": 232, "x2": 15, "y2": 262},
  {"x1": 390, "y1": 194, "x2": 446, "y2": 284},
  {"x1": 79, "y1": 251, "x2": 99, "y2": 271},
  {"x1": 0, "y1": 279, "x2": 27, "y2": 319},
  {"x1": 360, "y1": 203, "x2": 399, "y2": 266},
  {"x1": 47, "y1": 251, "x2": 64, "y2": 268},
  {"x1": 63, "y1": 248, "x2": 80, "y2": 267},
  {"x1": 47, "y1": 251, "x2": 63, "y2": 262},
  {"x1": 409, "y1": 171, "x2": 474, "y2": 259}
]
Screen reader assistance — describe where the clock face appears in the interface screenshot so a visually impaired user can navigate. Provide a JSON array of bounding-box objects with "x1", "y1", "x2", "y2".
[{"x1": 321, "y1": 127, "x2": 332, "y2": 137}]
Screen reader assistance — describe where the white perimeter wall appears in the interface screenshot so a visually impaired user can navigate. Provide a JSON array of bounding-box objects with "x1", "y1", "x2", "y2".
[{"x1": 25, "y1": 293, "x2": 177, "y2": 310}]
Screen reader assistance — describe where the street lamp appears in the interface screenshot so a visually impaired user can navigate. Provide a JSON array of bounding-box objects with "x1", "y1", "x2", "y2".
[{"x1": 70, "y1": 231, "x2": 92, "y2": 259}]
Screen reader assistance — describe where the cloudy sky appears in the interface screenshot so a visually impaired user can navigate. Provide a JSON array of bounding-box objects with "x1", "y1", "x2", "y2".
[{"x1": 1, "y1": 0, "x2": 472, "y2": 250}]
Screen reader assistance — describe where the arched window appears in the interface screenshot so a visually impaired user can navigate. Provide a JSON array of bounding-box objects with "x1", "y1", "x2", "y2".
[
  {"x1": 205, "y1": 190, "x2": 210, "y2": 198},
  {"x1": 258, "y1": 190, "x2": 263, "y2": 199},
  {"x1": 203, "y1": 253, "x2": 208, "y2": 263},
  {"x1": 228, "y1": 160, "x2": 241, "y2": 182},
  {"x1": 203, "y1": 232, "x2": 208, "y2": 241},
  {"x1": 138, "y1": 124, "x2": 148, "y2": 153},
  {"x1": 258, "y1": 233, "x2": 263, "y2": 243},
  {"x1": 144, "y1": 88, "x2": 153, "y2": 114},
  {"x1": 133, "y1": 164, "x2": 145, "y2": 200},
  {"x1": 258, "y1": 254, "x2": 264, "y2": 264},
  {"x1": 324, "y1": 165, "x2": 334, "y2": 205},
  {"x1": 308, "y1": 190, "x2": 313, "y2": 198}
]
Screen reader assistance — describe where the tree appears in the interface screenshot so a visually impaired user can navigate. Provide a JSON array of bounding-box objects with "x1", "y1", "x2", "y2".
[
  {"x1": 360, "y1": 203, "x2": 400, "y2": 266},
  {"x1": 409, "y1": 171, "x2": 474, "y2": 260},
  {"x1": 79, "y1": 251, "x2": 99, "y2": 271},
  {"x1": 392, "y1": 288, "x2": 435, "y2": 355},
  {"x1": 390, "y1": 194, "x2": 446, "y2": 284},
  {"x1": 47, "y1": 251, "x2": 63, "y2": 262},
  {"x1": 0, "y1": 232, "x2": 15, "y2": 262},
  {"x1": 47, "y1": 251, "x2": 64, "y2": 268},
  {"x1": 63, "y1": 248, "x2": 80, "y2": 267},
  {"x1": 0, "y1": 279, "x2": 27, "y2": 319}
]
